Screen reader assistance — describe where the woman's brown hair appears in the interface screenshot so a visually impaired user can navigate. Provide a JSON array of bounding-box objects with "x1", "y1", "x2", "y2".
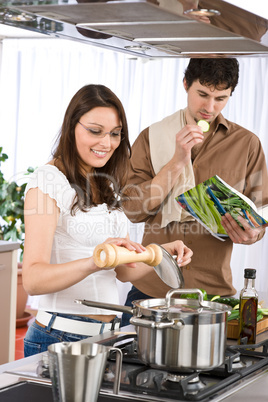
[{"x1": 52, "y1": 84, "x2": 131, "y2": 213}]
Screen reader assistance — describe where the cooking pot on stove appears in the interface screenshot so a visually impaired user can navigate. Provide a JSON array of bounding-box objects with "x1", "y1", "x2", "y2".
[{"x1": 75, "y1": 289, "x2": 231, "y2": 372}]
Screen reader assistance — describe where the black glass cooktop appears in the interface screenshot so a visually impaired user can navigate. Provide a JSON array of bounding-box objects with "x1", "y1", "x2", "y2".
[{"x1": 0, "y1": 381, "x2": 138, "y2": 402}]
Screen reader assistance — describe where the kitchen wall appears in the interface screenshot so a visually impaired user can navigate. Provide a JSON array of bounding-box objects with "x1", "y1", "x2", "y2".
[{"x1": 0, "y1": 37, "x2": 267, "y2": 298}]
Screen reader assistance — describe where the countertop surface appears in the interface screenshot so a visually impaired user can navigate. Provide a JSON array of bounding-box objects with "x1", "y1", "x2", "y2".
[
  {"x1": 0, "y1": 241, "x2": 20, "y2": 252},
  {"x1": 0, "y1": 324, "x2": 268, "y2": 401}
]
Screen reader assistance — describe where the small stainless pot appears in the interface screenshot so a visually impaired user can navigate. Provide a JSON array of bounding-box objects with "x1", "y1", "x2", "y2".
[{"x1": 130, "y1": 289, "x2": 231, "y2": 371}]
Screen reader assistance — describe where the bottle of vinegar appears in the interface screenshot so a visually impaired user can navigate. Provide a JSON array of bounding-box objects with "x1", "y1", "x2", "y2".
[{"x1": 238, "y1": 268, "x2": 258, "y2": 345}]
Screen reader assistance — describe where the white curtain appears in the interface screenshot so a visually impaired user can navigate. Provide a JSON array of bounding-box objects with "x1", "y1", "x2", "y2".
[{"x1": 0, "y1": 38, "x2": 267, "y2": 299}]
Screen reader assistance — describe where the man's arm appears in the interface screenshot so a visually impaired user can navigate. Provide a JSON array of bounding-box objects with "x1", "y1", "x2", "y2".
[
  {"x1": 222, "y1": 136, "x2": 268, "y2": 245},
  {"x1": 122, "y1": 128, "x2": 156, "y2": 223},
  {"x1": 123, "y1": 125, "x2": 203, "y2": 223}
]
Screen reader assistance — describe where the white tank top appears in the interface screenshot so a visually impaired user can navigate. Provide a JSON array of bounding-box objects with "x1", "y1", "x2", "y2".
[{"x1": 25, "y1": 165, "x2": 129, "y2": 315}]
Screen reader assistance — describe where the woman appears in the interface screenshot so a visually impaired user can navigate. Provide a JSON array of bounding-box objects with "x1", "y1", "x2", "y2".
[{"x1": 23, "y1": 84, "x2": 193, "y2": 356}]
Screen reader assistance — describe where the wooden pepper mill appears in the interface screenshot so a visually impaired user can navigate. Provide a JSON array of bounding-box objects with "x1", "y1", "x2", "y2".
[{"x1": 93, "y1": 243, "x2": 163, "y2": 268}]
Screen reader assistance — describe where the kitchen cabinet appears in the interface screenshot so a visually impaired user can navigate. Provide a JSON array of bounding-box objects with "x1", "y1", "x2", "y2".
[{"x1": 0, "y1": 241, "x2": 20, "y2": 364}]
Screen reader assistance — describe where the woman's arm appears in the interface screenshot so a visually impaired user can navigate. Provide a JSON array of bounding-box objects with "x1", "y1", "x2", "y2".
[
  {"x1": 22, "y1": 188, "x2": 100, "y2": 295},
  {"x1": 22, "y1": 188, "x2": 147, "y2": 296},
  {"x1": 123, "y1": 126, "x2": 203, "y2": 223}
]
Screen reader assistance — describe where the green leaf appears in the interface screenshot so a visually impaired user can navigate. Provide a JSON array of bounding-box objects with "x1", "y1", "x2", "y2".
[
  {"x1": 180, "y1": 289, "x2": 208, "y2": 301},
  {"x1": 0, "y1": 147, "x2": 35, "y2": 256}
]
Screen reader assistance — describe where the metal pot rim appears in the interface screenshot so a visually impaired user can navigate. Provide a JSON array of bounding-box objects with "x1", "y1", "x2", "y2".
[{"x1": 133, "y1": 297, "x2": 231, "y2": 319}]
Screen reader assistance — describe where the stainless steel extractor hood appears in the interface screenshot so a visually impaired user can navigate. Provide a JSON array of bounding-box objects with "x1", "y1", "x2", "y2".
[{"x1": 0, "y1": 0, "x2": 268, "y2": 58}]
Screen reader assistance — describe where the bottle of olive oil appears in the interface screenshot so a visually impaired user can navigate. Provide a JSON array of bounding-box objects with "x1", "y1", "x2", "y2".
[{"x1": 238, "y1": 268, "x2": 258, "y2": 345}]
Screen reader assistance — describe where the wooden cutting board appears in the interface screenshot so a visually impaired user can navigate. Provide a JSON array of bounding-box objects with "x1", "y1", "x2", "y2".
[{"x1": 227, "y1": 316, "x2": 268, "y2": 339}]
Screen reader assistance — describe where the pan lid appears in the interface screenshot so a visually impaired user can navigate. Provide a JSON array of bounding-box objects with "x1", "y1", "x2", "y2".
[
  {"x1": 134, "y1": 288, "x2": 231, "y2": 316},
  {"x1": 152, "y1": 244, "x2": 184, "y2": 289}
]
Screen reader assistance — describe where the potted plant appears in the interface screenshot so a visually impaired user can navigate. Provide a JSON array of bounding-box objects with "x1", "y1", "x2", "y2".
[{"x1": 0, "y1": 146, "x2": 34, "y2": 320}]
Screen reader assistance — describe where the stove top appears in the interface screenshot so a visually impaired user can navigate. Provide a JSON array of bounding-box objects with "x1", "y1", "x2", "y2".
[
  {"x1": 3, "y1": 331, "x2": 267, "y2": 402},
  {"x1": 94, "y1": 334, "x2": 268, "y2": 402}
]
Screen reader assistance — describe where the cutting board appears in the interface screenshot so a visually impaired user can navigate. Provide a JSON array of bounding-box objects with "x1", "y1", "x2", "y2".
[{"x1": 227, "y1": 316, "x2": 268, "y2": 339}]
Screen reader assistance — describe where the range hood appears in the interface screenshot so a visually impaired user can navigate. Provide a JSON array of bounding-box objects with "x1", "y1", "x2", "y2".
[{"x1": 0, "y1": 0, "x2": 268, "y2": 58}]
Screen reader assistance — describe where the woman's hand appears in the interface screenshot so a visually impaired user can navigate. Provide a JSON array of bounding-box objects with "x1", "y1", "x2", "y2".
[
  {"x1": 103, "y1": 237, "x2": 146, "y2": 253},
  {"x1": 98, "y1": 237, "x2": 146, "y2": 269},
  {"x1": 161, "y1": 240, "x2": 193, "y2": 267},
  {"x1": 116, "y1": 239, "x2": 193, "y2": 297}
]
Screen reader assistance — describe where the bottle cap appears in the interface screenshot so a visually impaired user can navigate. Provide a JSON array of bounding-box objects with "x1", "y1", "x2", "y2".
[{"x1": 244, "y1": 268, "x2": 256, "y2": 279}]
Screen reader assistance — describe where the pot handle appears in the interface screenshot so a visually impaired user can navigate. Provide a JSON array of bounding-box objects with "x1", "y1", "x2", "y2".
[
  {"x1": 165, "y1": 288, "x2": 204, "y2": 308},
  {"x1": 75, "y1": 299, "x2": 133, "y2": 315},
  {"x1": 130, "y1": 316, "x2": 184, "y2": 330},
  {"x1": 109, "y1": 347, "x2": 123, "y2": 394}
]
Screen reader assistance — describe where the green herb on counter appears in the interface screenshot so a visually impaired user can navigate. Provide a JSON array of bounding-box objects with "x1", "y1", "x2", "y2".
[
  {"x1": 208, "y1": 295, "x2": 240, "y2": 308},
  {"x1": 227, "y1": 307, "x2": 268, "y2": 322}
]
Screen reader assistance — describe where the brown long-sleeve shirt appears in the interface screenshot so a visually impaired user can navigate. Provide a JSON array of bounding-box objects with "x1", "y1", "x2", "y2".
[{"x1": 123, "y1": 113, "x2": 268, "y2": 296}]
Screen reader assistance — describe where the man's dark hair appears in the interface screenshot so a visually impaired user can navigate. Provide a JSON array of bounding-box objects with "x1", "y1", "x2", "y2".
[{"x1": 184, "y1": 58, "x2": 239, "y2": 94}]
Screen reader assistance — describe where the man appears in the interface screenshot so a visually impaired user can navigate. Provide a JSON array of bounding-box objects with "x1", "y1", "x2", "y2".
[{"x1": 122, "y1": 59, "x2": 268, "y2": 323}]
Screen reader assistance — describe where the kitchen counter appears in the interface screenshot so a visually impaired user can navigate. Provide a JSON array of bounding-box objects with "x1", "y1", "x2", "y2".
[
  {"x1": 0, "y1": 325, "x2": 268, "y2": 401},
  {"x1": 0, "y1": 241, "x2": 20, "y2": 364}
]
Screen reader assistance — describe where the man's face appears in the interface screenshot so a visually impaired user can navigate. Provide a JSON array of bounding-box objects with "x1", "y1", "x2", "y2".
[{"x1": 184, "y1": 79, "x2": 232, "y2": 124}]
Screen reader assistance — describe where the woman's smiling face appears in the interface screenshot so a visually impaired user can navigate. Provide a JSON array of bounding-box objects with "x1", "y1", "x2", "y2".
[{"x1": 75, "y1": 106, "x2": 122, "y2": 172}]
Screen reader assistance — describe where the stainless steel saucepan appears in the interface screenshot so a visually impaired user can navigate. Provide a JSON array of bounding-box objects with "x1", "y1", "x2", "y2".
[{"x1": 75, "y1": 289, "x2": 231, "y2": 371}]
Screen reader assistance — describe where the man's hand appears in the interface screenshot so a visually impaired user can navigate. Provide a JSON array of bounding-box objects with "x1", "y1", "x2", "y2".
[
  {"x1": 147, "y1": 125, "x2": 204, "y2": 212},
  {"x1": 221, "y1": 213, "x2": 267, "y2": 245},
  {"x1": 170, "y1": 124, "x2": 204, "y2": 168}
]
